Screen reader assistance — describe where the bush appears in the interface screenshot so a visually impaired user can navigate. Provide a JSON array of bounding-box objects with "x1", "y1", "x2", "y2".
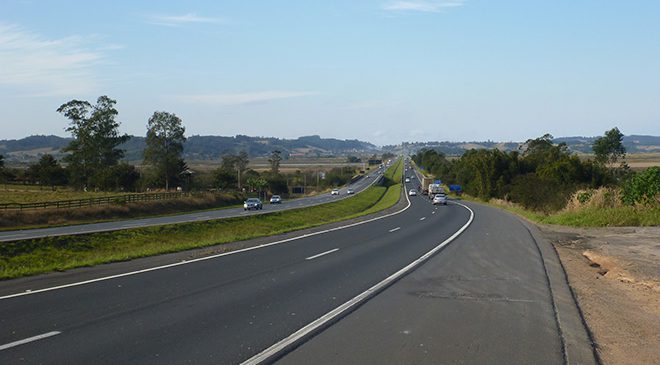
[
  {"x1": 509, "y1": 174, "x2": 573, "y2": 213},
  {"x1": 621, "y1": 167, "x2": 660, "y2": 206}
]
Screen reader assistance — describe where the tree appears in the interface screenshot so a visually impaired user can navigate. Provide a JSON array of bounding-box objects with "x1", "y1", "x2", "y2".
[
  {"x1": 593, "y1": 127, "x2": 626, "y2": 166},
  {"x1": 144, "y1": 111, "x2": 187, "y2": 190},
  {"x1": 235, "y1": 151, "x2": 249, "y2": 189},
  {"x1": 269, "y1": 150, "x2": 282, "y2": 174},
  {"x1": 57, "y1": 96, "x2": 129, "y2": 189},
  {"x1": 621, "y1": 167, "x2": 660, "y2": 206},
  {"x1": 25, "y1": 154, "x2": 68, "y2": 190}
]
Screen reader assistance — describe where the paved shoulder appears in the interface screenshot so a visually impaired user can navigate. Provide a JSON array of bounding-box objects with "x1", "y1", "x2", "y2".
[{"x1": 278, "y1": 201, "x2": 597, "y2": 365}]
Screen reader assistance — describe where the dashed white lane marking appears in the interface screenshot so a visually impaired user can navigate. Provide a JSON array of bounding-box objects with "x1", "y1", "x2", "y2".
[
  {"x1": 419, "y1": 217, "x2": 426, "y2": 221},
  {"x1": 0, "y1": 331, "x2": 61, "y2": 351},
  {"x1": 305, "y1": 248, "x2": 339, "y2": 261},
  {"x1": 389, "y1": 227, "x2": 401, "y2": 232}
]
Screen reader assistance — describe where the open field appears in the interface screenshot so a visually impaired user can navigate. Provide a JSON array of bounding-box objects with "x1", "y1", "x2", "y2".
[
  {"x1": 0, "y1": 185, "x2": 128, "y2": 204},
  {"x1": 0, "y1": 159, "x2": 404, "y2": 279}
]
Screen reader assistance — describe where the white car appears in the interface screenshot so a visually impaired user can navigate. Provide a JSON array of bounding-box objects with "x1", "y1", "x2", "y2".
[
  {"x1": 331, "y1": 189, "x2": 340, "y2": 195},
  {"x1": 347, "y1": 189, "x2": 355, "y2": 194},
  {"x1": 409, "y1": 189, "x2": 417, "y2": 196},
  {"x1": 269, "y1": 195, "x2": 282, "y2": 204},
  {"x1": 432, "y1": 194, "x2": 447, "y2": 205},
  {"x1": 405, "y1": 178, "x2": 410, "y2": 183}
]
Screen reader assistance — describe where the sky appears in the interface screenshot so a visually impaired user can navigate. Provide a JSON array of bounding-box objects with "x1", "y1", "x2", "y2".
[{"x1": 1, "y1": 0, "x2": 659, "y2": 146}]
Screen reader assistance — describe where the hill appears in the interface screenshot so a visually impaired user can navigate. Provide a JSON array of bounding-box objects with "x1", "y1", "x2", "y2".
[{"x1": 0, "y1": 134, "x2": 378, "y2": 163}]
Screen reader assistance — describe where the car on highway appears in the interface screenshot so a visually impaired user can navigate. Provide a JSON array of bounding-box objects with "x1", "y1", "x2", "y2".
[
  {"x1": 269, "y1": 195, "x2": 282, "y2": 204},
  {"x1": 432, "y1": 194, "x2": 447, "y2": 205},
  {"x1": 331, "y1": 188, "x2": 340, "y2": 195},
  {"x1": 405, "y1": 178, "x2": 410, "y2": 183},
  {"x1": 409, "y1": 189, "x2": 417, "y2": 196},
  {"x1": 347, "y1": 188, "x2": 355, "y2": 194},
  {"x1": 243, "y1": 198, "x2": 263, "y2": 210}
]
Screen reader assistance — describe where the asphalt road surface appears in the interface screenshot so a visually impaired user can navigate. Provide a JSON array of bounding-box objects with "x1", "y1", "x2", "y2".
[
  {"x1": 0, "y1": 174, "x2": 596, "y2": 364},
  {"x1": 0, "y1": 168, "x2": 383, "y2": 242}
]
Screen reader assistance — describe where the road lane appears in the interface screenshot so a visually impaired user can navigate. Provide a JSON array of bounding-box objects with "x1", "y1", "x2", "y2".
[
  {"x1": 0, "y1": 179, "x2": 474, "y2": 364},
  {"x1": 0, "y1": 168, "x2": 384, "y2": 242}
]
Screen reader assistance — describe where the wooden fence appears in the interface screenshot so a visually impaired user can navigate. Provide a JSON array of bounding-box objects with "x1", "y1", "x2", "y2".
[{"x1": 0, "y1": 192, "x2": 198, "y2": 211}]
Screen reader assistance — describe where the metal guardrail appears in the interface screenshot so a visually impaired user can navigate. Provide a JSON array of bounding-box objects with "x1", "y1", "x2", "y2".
[{"x1": 0, "y1": 192, "x2": 195, "y2": 211}]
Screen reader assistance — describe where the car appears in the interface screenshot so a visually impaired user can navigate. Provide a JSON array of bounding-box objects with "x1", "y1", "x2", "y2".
[
  {"x1": 269, "y1": 195, "x2": 282, "y2": 204},
  {"x1": 405, "y1": 178, "x2": 410, "y2": 183},
  {"x1": 432, "y1": 194, "x2": 447, "y2": 205},
  {"x1": 409, "y1": 189, "x2": 417, "y2": 196},
  {"x1": 331, "y1": 189, "x2": 340, "y2": 195},
  {"x1": 243, "y1": 198, "x2": 263, "y2": 210},
  {"x1": 347, "y1": 188, "x2": 355, "y2": 194}
]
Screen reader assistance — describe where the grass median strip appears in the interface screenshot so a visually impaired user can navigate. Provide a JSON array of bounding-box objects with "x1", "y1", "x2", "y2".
[{"x1": 0, "y1": 159, "x2": 404, "y2": 279}]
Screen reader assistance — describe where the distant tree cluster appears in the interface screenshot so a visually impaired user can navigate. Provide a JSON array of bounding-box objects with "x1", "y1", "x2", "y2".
[{"x1": 412, "y1": 128, "x2": 643, "y2": 212}]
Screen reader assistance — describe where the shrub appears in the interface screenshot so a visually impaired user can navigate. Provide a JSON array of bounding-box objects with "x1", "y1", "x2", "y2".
[{"x1": 621, "y1": 167, "x2": 660, "y2": 206}]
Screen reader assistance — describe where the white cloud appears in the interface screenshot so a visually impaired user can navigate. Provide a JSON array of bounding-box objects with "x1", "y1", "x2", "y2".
[
  {"x1": 146, "y1": 13, "x2": 222, "y2": 27},
  {"x1": 0, "y1": 23, "x2": 111, "y2": 96},
  {"x1": 383, "y1": 0, "x2": 466, "y2": 13},
  {"x1": 174, "y1": 91, "x2": 318, "y2": 106}
]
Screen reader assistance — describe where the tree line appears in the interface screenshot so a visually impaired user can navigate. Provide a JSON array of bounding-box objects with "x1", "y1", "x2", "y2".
[
  {"x1": 0, "y1": 96, "x2": 359, "y2": 195},
  {"x1": 412, "y1": 128, "x2": 658, "y2": 212}
]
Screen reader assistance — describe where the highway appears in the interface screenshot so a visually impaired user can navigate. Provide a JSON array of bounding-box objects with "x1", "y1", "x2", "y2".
[
  {"x1": 0, "y1": 168, "x2": 383, "y2": 242},
  {"x1": 0, "y1": 170, "x2": 596, "y2": 364}
]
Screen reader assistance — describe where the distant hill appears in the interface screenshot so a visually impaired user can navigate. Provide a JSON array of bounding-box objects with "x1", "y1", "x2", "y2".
[
  {"x1": 0, "y1": 134, "x2": 378, "y2": 163},
  {"x1": 389, "y1": 135, "x2": 660, "y2": 156}
]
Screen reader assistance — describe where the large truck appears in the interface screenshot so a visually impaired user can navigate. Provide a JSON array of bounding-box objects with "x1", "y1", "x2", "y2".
[
  {"x1": 420, "y1": 176, "x2": 433, "y2": 195},
  {"x1": 428, "y1": 183, "x2": 444, "y2": 195}
]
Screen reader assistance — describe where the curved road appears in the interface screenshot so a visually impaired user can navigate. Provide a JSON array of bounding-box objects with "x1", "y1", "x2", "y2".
[
  {"x1": 0, "y1": 173, "x2": 596, "y2": 364},
  {"x1": 0, "y1": 168, "x2": 385, "y2": 242}
]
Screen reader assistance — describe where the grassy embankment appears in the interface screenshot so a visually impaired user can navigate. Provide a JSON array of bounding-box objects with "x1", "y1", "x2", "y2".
[
  {"x1": 0, "y1": 158, "x2": 404, "y2": 279},
  {"x1": 456, "y1": 191, "x2": 659, "y2": 227}
]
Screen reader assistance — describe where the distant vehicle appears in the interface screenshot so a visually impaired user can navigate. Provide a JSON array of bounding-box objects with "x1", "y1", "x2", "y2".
[
  {"x1": 432, "y1": 194, "x2": 447, "y2": 205},
  {"x1": 244, "y1": 198, "x2": 263, "y2": 210},
  {"x1": 405, "y1": 178, "x2": 410, "y2": 183},
  {"x1": 409, "y1": 189, "x2": 417, "y2": 196},
  {"x1": 429, "y1": 183, "x2": 444, "y2": 195},
  {"x1": 331, "y1": 189, "x2": 340, "y2": 195},
  {"x1": 410, "y1": 175, "x2": 415, "y2": 179},
  {"x1": 347, "y1": 188, "x2": 355, "y2": 194},
  {"x1": 269, "y1": 195, "x2": 282, "y2": 204},
  {"x1": 366, "y1": 175, "x2": 370, "y2": 178}
]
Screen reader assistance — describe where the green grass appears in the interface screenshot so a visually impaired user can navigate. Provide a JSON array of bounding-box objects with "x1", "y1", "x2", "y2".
[
  {"x1": 0, "y1": 158, "x2": 405, "y2": 279},
  {"x1": 460, "y1": 194, "x2": 660, "y2": 227},
  {"x1": 0, "y1": 187, "x2": 127, "y2": 204}
]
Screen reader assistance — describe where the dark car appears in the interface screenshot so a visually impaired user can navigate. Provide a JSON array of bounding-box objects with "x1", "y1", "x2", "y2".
[{"x1": 243, "y1": 198, "x2": 263, "y2": 210}]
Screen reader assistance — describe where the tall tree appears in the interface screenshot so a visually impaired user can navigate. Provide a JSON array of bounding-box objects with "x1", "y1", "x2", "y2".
[
  {"x1": 593, "y1": 127, "x2": 626, "y2": 166},
  {"x1": 57, "y1": 96, "x2": 128, "y2": 189},
  {"x1": 144, "y1": 111, "x2": 187, "y2": 190},
  {"x1": 269, "y1": 150, "x2": 282, "y2": 174},
  {"x1": 235, "y1": 151, "x2": 249, "y2": 189},
  {"x1": 26, "y1": 154, "x2": 68, "y2": 190}
]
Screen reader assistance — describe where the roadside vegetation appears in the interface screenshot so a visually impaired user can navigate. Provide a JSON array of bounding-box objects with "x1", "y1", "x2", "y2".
[
  {"x1": 414, "y1": 128, "x2": 659, "y2": 227},
  {"x1": 0, "y1": 158, "x2": 403, "y2": 279}
]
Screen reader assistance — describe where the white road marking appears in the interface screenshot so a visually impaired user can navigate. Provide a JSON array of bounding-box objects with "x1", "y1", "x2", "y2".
[
  {"x1": 242, "y1": 201, "x2": 474, "y2": 365},
  {"x1": 305, "y1": 248, "x2": 339, "y2": 261},
  {"x1": 0, "y1": 168, "x2": 412, "y2": 301},
  {"x1": 389, "y1": 227, "x2": 401, "y2": 232},
  {"x1": 419, "y1": 217, "x2": 426, "y2": 221},
  {"x1": 0, "y1": 331, "x2": 61, "y2": 351}
]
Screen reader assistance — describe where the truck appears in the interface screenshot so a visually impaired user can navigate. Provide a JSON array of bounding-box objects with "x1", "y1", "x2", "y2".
[
  {"x1": 420, "y1": 176, "x2": 433, "y2": 195},
  {"x1": 428, "y1": 183, "x2": 444, "y2": 195}
]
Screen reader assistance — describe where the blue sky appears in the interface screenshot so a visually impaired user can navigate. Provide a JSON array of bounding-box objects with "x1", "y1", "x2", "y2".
[{"x1": 1, "y1": 0, "x2": 659, "y2": 145}]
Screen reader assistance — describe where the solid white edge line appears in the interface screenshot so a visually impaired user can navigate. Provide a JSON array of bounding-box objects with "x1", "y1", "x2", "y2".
[
  {"x1": 305, "y1": 248, "x2": 339, "y2": 261},
  {"x1": 0, "y1": 160, "x2": 409, "y2": 301},
  {"x1": 241, "y1": 200, "x2": 474, "y2": 365},
  {"x1": 0, "y1": 331, "x2": 61, "y2": 351},
  {"x1": 0, "y1": 167, "x2": 382, "y2": 243}
]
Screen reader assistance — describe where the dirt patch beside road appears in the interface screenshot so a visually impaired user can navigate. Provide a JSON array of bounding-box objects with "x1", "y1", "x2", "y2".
[{"x1": 538, "y1": 225, "x2": 659, "y2": 365}]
